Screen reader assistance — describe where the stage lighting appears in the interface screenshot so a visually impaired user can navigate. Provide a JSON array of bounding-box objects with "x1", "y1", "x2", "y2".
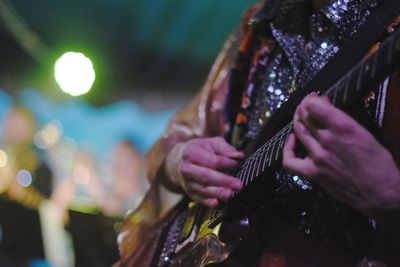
[{"x1": 54, "y1": 52, "x2": 95, "y2": 96}]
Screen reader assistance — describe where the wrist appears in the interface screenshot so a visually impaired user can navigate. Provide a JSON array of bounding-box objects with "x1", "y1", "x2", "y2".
[{"x1": 164, "y1": 142, "x2": 188, "y2": 190}]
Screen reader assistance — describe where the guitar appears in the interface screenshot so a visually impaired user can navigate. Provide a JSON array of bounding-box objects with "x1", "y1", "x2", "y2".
[{"x1": 150, "y1": 28, "x2": 400, "y2": 267}]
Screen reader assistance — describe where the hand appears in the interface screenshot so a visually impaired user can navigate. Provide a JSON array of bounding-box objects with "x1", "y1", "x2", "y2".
[
  {"x1": 166, "y1": 137, "x2": 244, "y2": 207},
  {"x1": 282, "y1": 93, "x2": 400, "y2": 214}
]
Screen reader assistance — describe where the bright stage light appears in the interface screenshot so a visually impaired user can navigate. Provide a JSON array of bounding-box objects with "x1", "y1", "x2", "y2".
[{"x1": 54, "y1": 52, "x2": 95, "y2": 96}]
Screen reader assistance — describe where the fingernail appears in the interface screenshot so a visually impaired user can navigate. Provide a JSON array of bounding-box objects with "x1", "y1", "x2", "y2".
[
  {"x1": 232, "y1": 151, "x2": 244, "y2": 157},
  {"x1": 209, "y1": 198, "x2": 218, "y2": 207},
  {"x1": 224, "y1": 189, "x2": 233, "y2": 199},
  {"x1": 321, "y1": 95, "x2": 331, "y2": 102},
  {"x1": 234, "y1": 180, "x2": 243, "y2": 190}
]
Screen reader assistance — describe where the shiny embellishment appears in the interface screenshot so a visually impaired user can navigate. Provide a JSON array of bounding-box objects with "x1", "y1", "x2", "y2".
[
  {"x1": 229, "y1": 0, "x2": 380, "y2": 254},
  {"x1": 323, "y1": 0, "x2": 381, "y2": 39}
]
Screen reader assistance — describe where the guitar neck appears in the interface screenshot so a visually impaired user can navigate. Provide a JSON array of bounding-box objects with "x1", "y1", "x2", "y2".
[{"x1": 235, "y1": 28, "x2": 400, "y2": 189}]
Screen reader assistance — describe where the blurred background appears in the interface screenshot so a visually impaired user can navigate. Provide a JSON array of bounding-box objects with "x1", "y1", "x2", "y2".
[{"x1": 0, "y1": 0, "x2": 257, "y2": 266}]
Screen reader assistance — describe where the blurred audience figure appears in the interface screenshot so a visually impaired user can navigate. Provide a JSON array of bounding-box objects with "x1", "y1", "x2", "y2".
[
  {"x1": 104, "y1": 140, "x2": 149, "y2": 217},
  {"x1": 0, "y1": 106, "x2": 51, "y2": 209},
  {"x1": 0, "y1": 106, "x2": 55, "y2": 266}
]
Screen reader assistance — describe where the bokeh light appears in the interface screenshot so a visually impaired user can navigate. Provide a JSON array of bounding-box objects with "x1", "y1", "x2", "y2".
[
  {"x1": 34, "y1": 120, "x2": 63, "y2": 149},
  {"x1": 16, "y1": 170, "x2": 33, "y2": 187},
  {"x1": 73, "y1": 165, "x2": 91, "y2": 185},
  {"x1": 0, "y1": 149, "x2": 8, "y2": 167},
  {"x1": 54, "y1": 52, "x2": 95, "y2": 96}
]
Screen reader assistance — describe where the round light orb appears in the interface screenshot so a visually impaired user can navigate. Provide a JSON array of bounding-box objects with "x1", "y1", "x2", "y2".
[
  {"x1": 54, "y1": 51, "x2": 95, "y2": 96},
  {"x1": 0, "y1": 150, "x2": 7, "y2": 168},
  {"x1": 16, "y1": 170, "x2": 33, "y2": 187}
]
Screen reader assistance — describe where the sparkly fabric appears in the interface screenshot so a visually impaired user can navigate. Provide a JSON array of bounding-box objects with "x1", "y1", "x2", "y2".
[
  {"x1": 118, "y1": 1, "x2": 400, "y2": 266},
  {"x1": 229, "y1": 0, "x2": 383, "y2": 255}
]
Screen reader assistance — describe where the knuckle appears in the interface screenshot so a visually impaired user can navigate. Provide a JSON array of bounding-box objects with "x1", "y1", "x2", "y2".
[
  {"x1": 196, "y1": 172, "x2": 208, "y2": 184},
  {"x1": 179, "y1": 161, "x2": 187, "y2": 171},
  {"x1": 334, "y1": 120, "x2": 353, "y2": 134},
  {"x1": 218, "y1": 188, "x2": 229, "y2": 199},
  {"x1": 313, "y1": 151, "x2": 329, "y2": 165},
  {"x1": 198, "y1": 185, "x2": 207, "y2": 194},
  {"x1": 182, "y1": 146, "x2": 195, "y2": 162},
  {"x1": 179, "y1": 162, "x2": 191, "y2": 176},
  {"x1": 207, "y1": 155, "x2": 219, "y2": 169},
  {"x1": 182, "y1": 152, "x2": 190, "y2": 162},
  {"x1": 307, "y1": 167, "x2": 320, "y2": 178},
  {"x1": 184, "y1": 184, "x2": 195, "y2": 195},
  {"x1": 319, "y1": 134, "x2": 333, "y2": 147}
]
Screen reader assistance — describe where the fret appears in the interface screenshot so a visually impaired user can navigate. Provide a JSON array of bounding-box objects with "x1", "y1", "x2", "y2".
[
  {"x1": 327, "y1": 82, "x2": 335, "y2": 101},
  {"x1": 277, "y1": 132, "x2": 286, "y2": 151},
  {"x1": 254, "y1": 146, "x2": 265, "y2": 178},
  {"x1": 363, "y1": 61, "x2": 371, "y2": 78},
  {"x1": 371, "y1": 47, "x2": 379, "y2": 79},
  {"x1": 242, "y1": 162, "x2": 251, "y2": 186},
  {"x1": 244, "y1": 157, "x2": 255, "y2": 186},
  {"x1": 284, "y1": 123, "x2": 293, "y2": 141},
  {"x1": 259, "y1": 143, "x2": 269, "y2": 173},
  {"x1": 261, "y1": 142, "x2": 272, "y2": 172},
  {"x1": 236, "y1": 167, "x2": 245, "y2": 183},
  {"x1": 243, "y1": 155, "x2": 257, "y2": 185},
  {"x1": 355, "y1": 65, "x2": 363, "y2": 91},
  {"x1": 253, "y1": 147, "x2": 265, "y2": 178},
  {"x1": 249, "y1": 153, "x2": 260, "y2": 182},
  {"x1": 342, "y1": 74, "x2": 351, "y2": 103},
  {"x1": 241, "y1": 164, "x2": 250, "y2": 186},
  {"x1": 267, "y1": 144, "x2": 274, "y2": 166},
  {"x1": 271, "y1": 138, "x2": 280, "y2": 161},
  {"x1": 331, "y1": 80, "x2": 341, "y2": 105},
  {"x1": 248, "y1": 155, "x2": 259, "y2": 184},
  {"x1": 364, "y1": 61, "x2": 370, "y2": 72}
]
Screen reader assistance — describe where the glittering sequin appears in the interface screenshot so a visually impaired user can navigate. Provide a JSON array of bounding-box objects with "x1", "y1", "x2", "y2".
[{"x1": 229, "y1": 0, "x2": 383, "y2": 254}]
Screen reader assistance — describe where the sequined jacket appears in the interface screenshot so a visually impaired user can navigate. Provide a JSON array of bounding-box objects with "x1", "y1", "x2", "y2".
[{"x1": 117, "y1": 1, "x2": 400, "y2": 266}]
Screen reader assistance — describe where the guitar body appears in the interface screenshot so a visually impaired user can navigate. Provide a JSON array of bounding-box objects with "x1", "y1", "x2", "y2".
[
  {"x1": 156, "y1": 201, "x2": 264, "y2": 267},
  {"x1": 153, "y1": 172, "x2": 277, "y2": 267},
  {"x1": 146, "y1": 28, "x2": 400, "y2": 267}
]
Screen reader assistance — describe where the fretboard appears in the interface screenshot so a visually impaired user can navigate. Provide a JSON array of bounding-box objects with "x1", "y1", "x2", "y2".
[{"x1": 234, "y1": 28, "x2": 400, "y2": 189}]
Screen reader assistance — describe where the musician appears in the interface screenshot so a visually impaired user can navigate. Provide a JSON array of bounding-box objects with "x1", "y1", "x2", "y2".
[{"x1": 118, "y1": 0, "x2": 400, "y2": 266}]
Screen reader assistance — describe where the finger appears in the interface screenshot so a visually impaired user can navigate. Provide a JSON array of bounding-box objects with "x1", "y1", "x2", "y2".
[
  {"x1": 282, "y1": 135, "x2": 319, "y2": 178},
  {"x1": 282, "y1": 133, "x2": 297, "y2": 161},
  {"x1": 187, "y1": 148, "x2": 242, "y2": 171},
  {"x1": 187, "y1": 183, "x2": 234, "y2": 201},
  {"x1": 301, "y1": 95, "x2": 356, "y2": 133},
  {"x1": 296, "y1": 107, "x2": 334, "y2": 148},
  {"x1": 190, "y1": 194, "x2": 219, "y2": 208},
  {"x1": 180, "y1": 162, "x2": 243, "y2": 190},
  {"x1": 208, "y1": 137, "x2": 244, "y2": 158},
  {"x1": 294, "y1": 118, "x2": 324, "y2": 157}
]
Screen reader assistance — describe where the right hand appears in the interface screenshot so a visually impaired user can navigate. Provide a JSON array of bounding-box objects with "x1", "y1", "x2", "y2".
[{"x1": 168, "y1": 137, "x2": 244, "y2": 207}]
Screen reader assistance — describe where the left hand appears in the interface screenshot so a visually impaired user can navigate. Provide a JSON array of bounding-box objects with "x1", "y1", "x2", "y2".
[{"x1": 282, "y1": 93, "x2": 400, "y2": 215}]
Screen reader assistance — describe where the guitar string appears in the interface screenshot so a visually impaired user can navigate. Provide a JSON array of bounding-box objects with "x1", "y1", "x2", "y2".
[{"x1": 233, "y1": 29, "x2": 399, "y2": 190}]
